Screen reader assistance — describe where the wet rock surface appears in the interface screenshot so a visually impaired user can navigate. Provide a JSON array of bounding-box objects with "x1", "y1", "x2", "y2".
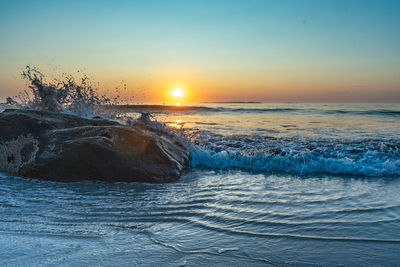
[{"x1": 0, "y1": 109, "x2": 190, "y2": 183}]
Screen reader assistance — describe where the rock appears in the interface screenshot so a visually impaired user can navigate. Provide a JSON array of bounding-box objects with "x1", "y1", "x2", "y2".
[{"x1": 0, "y1": 109, "x2": 190, "y2": 183}]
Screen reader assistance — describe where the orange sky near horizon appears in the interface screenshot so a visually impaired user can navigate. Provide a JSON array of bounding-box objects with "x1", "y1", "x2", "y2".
[{"x1": 1, "y1": 65, "x2": 399, "y2": 104}]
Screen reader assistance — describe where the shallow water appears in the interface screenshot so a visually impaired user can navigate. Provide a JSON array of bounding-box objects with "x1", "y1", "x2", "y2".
[
  {"x1": 1, "y1": 103, "x2": 400, "y2": 266},
  {"x1": 1, "y1": 172, "x2": 400, "y2": 266}
]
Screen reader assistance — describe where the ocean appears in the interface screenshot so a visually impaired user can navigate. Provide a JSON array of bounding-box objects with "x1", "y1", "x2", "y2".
[{"x1": 1, "y1": 103, "x2": 400, "y2": 266}]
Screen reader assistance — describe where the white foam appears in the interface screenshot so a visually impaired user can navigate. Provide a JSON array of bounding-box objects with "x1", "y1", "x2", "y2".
[{"x1": 190, "y1": 142, "x2": 400, "y2": 177}]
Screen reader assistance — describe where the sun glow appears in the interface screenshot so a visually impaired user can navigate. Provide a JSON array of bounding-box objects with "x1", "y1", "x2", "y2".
[{"x1": 171, "y1": 88, "x2": 184, "y2": 97}]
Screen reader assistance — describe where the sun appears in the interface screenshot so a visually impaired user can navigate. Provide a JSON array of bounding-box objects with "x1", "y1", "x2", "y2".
[{"x1": 171, "y1": 88, "x2": 184, "y2": 97}]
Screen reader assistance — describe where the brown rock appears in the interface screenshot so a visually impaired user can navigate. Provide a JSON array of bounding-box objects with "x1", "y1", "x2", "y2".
[{"x1": 0, "y1": 109, "x2": 189, "y2": 182}]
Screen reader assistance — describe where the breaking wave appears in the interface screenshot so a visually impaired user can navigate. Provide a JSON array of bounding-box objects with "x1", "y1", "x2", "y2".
[{"x1": 189, "y1": 133, "x2": 400, "y2": 177}]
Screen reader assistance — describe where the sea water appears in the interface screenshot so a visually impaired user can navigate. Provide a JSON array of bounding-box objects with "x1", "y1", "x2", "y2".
[{"x1": 1, "y1": 103, "x2": 400, "y2": 266}]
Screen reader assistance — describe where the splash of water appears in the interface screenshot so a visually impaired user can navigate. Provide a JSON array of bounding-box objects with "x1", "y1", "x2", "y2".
[{"x1": 2, "y1": 66, "x2": 128, "y2": 118}]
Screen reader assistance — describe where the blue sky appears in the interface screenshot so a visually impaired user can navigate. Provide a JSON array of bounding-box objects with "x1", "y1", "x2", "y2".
[{"x1": 0, "y1": 0, "x2": 399, "y2": 102}]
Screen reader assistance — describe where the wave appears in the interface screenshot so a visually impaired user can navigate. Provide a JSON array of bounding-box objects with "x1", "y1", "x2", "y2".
[
  {"x1": 222, "y1": 108, "x2": 400, "y2": 116},
  {"x1": 102, "y1": 104, "x2": 215, "y2": 112},
  {"x1": 322, "y1": 109, "x2": 400, "y2": 116},
  {"x1": 185, "y1": 218, "x2": 400, "y2": 243},
  {"x1": 107, "y1": 105, "x2": 304, "y2": 113},
  {"x1": 189, "y1": 134, "x2": 400, "y2": 177},
  {"x1": 106, "y1": 104, "x2": 400, "y2": 117}
]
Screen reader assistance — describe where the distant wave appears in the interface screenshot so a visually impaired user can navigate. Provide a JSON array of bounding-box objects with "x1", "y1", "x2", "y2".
[
  {"x1": 322, "y1": 109, "x2": 400, "y2": 116},
  {"x1": 106, "y1": 105, "x2": 304, "y2": 114},
  {"x1": 226, "y1": 108, "x2": 301, "y2": 113},
  {"x1": 189, "y1": 134, "x2": 400, "y2": 177},
  {"x1": 103, "y1": 104, "x2": 215, "y2": 112},
  {"x1": 107, "y1": 104, "x2": 400, "y2": 117}
]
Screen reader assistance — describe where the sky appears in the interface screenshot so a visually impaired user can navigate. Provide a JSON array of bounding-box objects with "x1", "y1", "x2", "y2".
[{"x1": 0, "y1": 0, "x2": 399, "y2": 103}]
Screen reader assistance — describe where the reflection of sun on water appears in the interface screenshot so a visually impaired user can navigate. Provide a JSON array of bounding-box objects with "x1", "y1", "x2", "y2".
[{"x1": 168, "y1": 119, "x2": 184, "y2": 129}]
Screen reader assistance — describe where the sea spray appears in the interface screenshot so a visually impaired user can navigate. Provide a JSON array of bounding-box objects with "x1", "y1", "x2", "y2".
[{"x1": 3, "y1": 66, "x2": 130, "y2": 119}]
